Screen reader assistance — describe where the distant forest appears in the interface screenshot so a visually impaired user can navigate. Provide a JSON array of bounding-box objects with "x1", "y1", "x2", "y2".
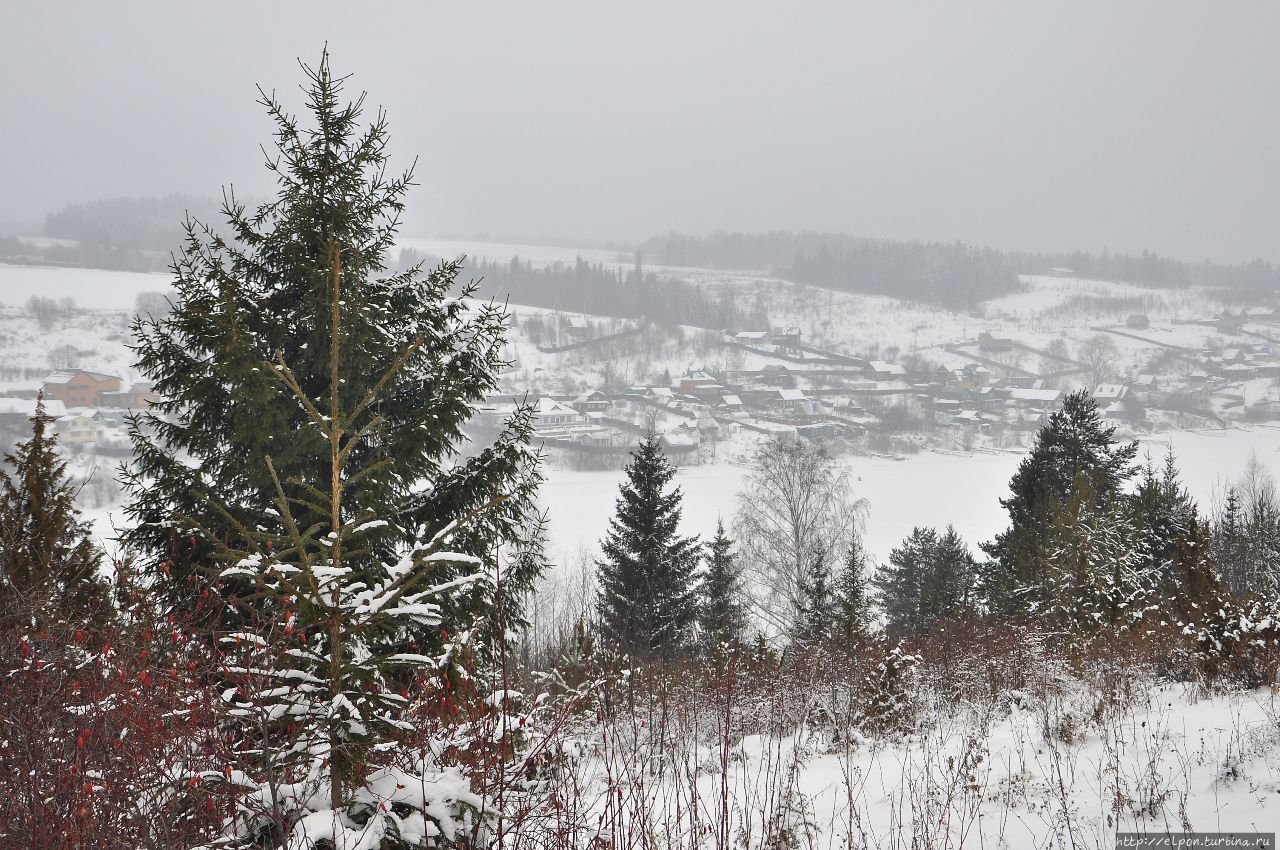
[
  {"x1": 9, "y1": 196, "x2": 1280, "y2": 311},
  {"x1": 397, "y1": 249, "x2": 768, "y2": 330},
  {"x1": 640, "y1": 231, "x2": 1280, "y2": 307},
  {"x1": 31, "y1": 194, "x2": 222, "y2": 272}
]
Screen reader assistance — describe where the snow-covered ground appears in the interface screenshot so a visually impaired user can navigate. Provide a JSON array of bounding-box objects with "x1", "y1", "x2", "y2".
[
  {"x1": 0, "y1": 263, "x2": 171, "y2": 310},
  {"x1": 545, "y1": 676, "x2": 1280, "y2": 848}
]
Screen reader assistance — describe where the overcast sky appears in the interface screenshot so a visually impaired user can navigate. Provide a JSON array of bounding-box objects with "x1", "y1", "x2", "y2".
[{"x1": 2, "y1": 2, "x2": 1277, "y2": 262}]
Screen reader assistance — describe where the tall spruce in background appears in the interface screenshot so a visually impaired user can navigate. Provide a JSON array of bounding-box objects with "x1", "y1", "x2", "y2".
[
  {"x1": 873, "y1": 527, "x2": 933, "y2": 636},
  {"x1": 0, "y1": 398, "x2": 108, "y2": 628},
  {"x1": 596, "y1": 433, "x2": 700, "y2": 658},
  {"x1": 121, "y1": 53, "x2": 543, "y2": 652},
  {"x1": 793, "y1": 550, "x2": 838, "y2": 645},
  {"x1": 699, "y1": 520, "x2": 747, "y2": 650},
  {"x1": 920, "y1": 526, "x2": 975, "y2": 626},
  {"x1": 833, "y1": 536, "x2": 872, "y2": 644},
  {"x1": 1128, "y1": 448, "x2": 1217, "y2": 618},
  {"x1": 980, "y1": 390, "x2": 1138, "y2": 616}
]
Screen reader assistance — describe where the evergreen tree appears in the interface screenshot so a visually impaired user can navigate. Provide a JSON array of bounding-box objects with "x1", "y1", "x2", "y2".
[
  {"x1": 1212, "y1": 486, "x2": 1249, "y2": 598},
  {"x1": 873, "y1": 527, "x2": 934, "y2": 636},
  {"x1": 1129, "y1": 449, "x2": 1196, "y2": 588},
  {"x1": 699, "y1": 520, "x2": 747, "y2": 650},
  {"x1": 793, "y1": 549, "x2": 838, "y2": 645},
  {"x1": 919, "y1": 526, "x2": 974, "y2": 627},
  {"x1": 875, "y1": 526, "x2": 973, "y2": 637},
  {"x1": 206, "y1": 258, "x2": 496, "y2": 841},
  {"x1": 980, "y1": 390, "x2": 1138, "y2": 616},
  {"x1": 120, "y1": 53, "x2": 542, "y2": 654},
  {"x1": 1128, "y1": 448, "x2": 1221, "y2": 620},
  {"x1": 833, "y1": 536, "x2": 872, "y2": 644},
  {"x1": 0, "y1": 397, "x2": 108, "y2": 629},
  {"x1": 595, "y1": 433, "x2": 701, "y2": 658},
  {"x1": 1042, "y1": 473, "x2": 1151, "y2": 631}
]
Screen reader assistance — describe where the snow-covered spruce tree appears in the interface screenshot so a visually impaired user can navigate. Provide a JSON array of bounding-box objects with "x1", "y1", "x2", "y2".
[
  {"x1": 199, "y1": 242, "x2": 516, "y2": 847},
  {"x1": 980, "y1": 389, "x2": 1138, "y2": 617},
  {"x1": 0, "y1": 396, "x2": 109, "y2": 630},
  {"x1": 1128, "y1": 449, "x2": 1224, "y2": 623},
  {"x1": 120, "y1": 53, "x2": 543, "y2": 659},
  {"x1": 857, "y1": 641, "x2": 921, "y2": 735},
  {"x1": 595, "y1": 433, "x2": 700, "y2": 659},
  {"x1": 1040, "y1": 473, "x2": 1153, "y2": 632},
  {"x1": 698, "y1": 520, "x2": 747, "y2": 651}
]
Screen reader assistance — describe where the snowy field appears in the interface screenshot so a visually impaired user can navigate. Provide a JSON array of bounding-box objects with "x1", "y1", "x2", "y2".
[{"x1": 0, "y1": 262, "x2": 171, "y2": 310}]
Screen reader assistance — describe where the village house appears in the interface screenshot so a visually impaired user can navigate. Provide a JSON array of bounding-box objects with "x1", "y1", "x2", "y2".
[
  {"x1": 1126, "y1": 314, "x2": 1150, "y2": 330},
  {"x1": 867, "y1": 360, "x2": 906, "y2": 381},
  {"x1": 678, "y1": 372, "x2": 727, "y2": 402},
  {"x1": 41, "y1": 370, "x2": 123, "y2": 409},
  {"x1": 759, "y1": 365, "x2": 797, "y2": 388},
  {"x1": 978, "y1": 331, "x2": 1012, "y2": 353},
  {"x1": 1002, "y1": 387, "x2": 1065, "y2": 412},
  {"x1": 768, "y1": 387, "x2": 813, "y2": 414},
  {"x1": 564, "y1": 316, "x2": 591, "y2": 340},
  {"x1": 718, "y1": 393, "x2": 744, "y2": 411},
  {"x1": 1094, "y1": 384, "x2": 1144, "y2": 424},
  {"x1": 55, "y1": 409, "x2": 110, "y2": 445},
  {"x1": 532, "y1": 397, "x2": 583, "y2": 430},
  {"x1": 770, "y1": 326, "x2": 802, "y2": 349},
  {"x1": 571, "y1": 390, "x2": 610, "y2": 414}
]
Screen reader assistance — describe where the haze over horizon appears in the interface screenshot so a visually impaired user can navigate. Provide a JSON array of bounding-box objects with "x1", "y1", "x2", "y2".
[{"x1": 3, "y1": 1, "x2": 1277, "y2": 264}]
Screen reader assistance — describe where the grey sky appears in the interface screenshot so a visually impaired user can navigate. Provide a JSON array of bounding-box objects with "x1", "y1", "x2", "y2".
[{"x1": 2, "y1": 1, "x2": 1277, "y2": 262}]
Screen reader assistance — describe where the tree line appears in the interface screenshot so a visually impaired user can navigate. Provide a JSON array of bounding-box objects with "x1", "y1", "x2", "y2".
[
  {"x1": 592, "y1": 390, "x2": 1279, "y2": 682},
  {"x1": 639, "y1": 230, "x2": 1280, "y2": 306},
  {"x1": 396, "y1": 250, "x2": 767, "y2": 330}
]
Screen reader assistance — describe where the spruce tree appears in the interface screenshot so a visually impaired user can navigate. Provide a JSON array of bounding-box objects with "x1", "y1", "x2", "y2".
[
  {"x1": 1212, "y1": 487, "x2": 1249, "y2": 598},
  {"x1": 0, "y1": 397, "x2": 108, "y2": 629},
  {"x1": 919, "y1": 526, "x2": 975, "y2": 627},
  {"x1": 793, "y1": 549, "x2": 838, "y2": 645},
  {"x1": 873, "y1": 527, "x2": 934, "y2": 636},
  {"x1": 205, "y1": 248, "x2": 496, "y2": 842},
  {"x1": 699, "y1": 520, "x2": 747, "y2": 650},
  {"x1": 595, "y1": 433, "x2": 700, "y2": 658},
  {"x1": 980, "y1": 389, "x2": 1138, "y2": 616},
  {"x1": 120, "y1": 52, "x2": 542, "y2": 653},
  {"x1": 1041, "y1": 473, "x2": 1151, "y2": 631},
  {"x1": 833, "y1": 536, "x2": 872, "y2": 644}
]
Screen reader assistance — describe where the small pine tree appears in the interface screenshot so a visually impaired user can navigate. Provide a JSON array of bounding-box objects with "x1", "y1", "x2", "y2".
[
  {"x1": 875, "y1": 526, "x2": 973, "y2": 637},
  {"x1": 596, "y1": 433, "x2": 701, "y2": 659},
  {"x1": 0, "y1": 397, "x2": 108, "y2": 629},
  {"x1": 699, "y1": 520, "x2": 747, "y2": 651},
  {"x1": 833, "y1": 536, "x2": 872, "y2": 644},
  {"x1": 858, "y1": 641, "x2": 920, "y2": 735}
]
